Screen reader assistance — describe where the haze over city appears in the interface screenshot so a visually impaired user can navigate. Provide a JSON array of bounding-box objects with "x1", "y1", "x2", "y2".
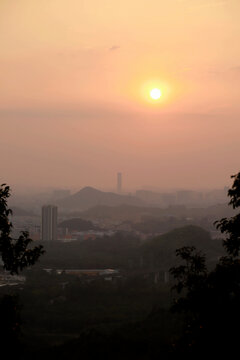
[
  {"x1": 1, "y1": 0, "x2": 240, "y2": 191},
  {"x1": 2, "y1": 1, "x2": 240, "y2": 358}
]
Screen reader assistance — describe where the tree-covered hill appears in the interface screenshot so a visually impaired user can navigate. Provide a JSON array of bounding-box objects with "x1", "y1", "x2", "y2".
[
  {"x1": 34, "y1": 226, "x2": 223, "y2": 271},
  {"x1": 58, "y1": 218, "x2": 98, "y2": 231},
  {"x1": 141, "y1": 225, "x2": 223, "y2": 270}
]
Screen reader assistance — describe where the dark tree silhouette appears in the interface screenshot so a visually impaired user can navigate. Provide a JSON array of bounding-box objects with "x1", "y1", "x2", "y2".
[
  {"x1": 0, "y1": 183, "x2": 44, "y2": 274},
  {"x1": 215, "y1": 173, "x2": 240, "y2": 257},
  {"x1": 170, "y1": 172, "x2": 240, "y2": 354},
  {"x1": 0, "y1": 183, "x2": 44, "y2": 352}
]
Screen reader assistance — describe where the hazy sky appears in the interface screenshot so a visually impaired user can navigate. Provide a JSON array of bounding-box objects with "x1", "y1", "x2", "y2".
[{"x1": 1, "y1": 0, "x2": 240, "y2": 191}]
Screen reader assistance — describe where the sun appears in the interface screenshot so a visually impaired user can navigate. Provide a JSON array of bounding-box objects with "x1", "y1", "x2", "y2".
[{"x1": 150, "y1": 88, "x2": 162, "y2": 100}]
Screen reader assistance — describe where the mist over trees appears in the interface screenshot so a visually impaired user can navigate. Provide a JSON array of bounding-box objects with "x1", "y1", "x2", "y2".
[{"x1": 1, "y1": 173, "x2": 240, "y2": 358}]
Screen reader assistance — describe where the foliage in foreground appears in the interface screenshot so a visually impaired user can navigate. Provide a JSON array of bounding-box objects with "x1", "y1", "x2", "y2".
[
  {"x1": 0, "y1": 183, "x2": 44, "y2": 351},
  {"x1": 0, "y1": 184, "x2": 44, "y2": 274},
  {"x1": 170, "y1": 172, "x2": 240, "y2": 354}
]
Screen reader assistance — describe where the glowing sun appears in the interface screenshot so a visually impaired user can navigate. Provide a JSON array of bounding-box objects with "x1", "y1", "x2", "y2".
[{"x1": 150, "y1": 88, "x2": 162, "y2": 100}]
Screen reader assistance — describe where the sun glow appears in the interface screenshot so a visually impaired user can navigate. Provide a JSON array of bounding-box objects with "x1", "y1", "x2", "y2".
[
  {"x1": 150, "y1": 88, "x2": 162, "y2": 100},
  {"x1": 124, "y1": 75, "x2": 177, "y2": 107}
]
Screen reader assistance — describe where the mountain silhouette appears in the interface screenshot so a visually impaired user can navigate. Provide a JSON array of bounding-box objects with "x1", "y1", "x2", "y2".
[{"x1": 57, "y1": 186, "x2": 144, "y2": 211}]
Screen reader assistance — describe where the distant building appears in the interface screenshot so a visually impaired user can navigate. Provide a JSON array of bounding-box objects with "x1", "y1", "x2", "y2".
[
  {"x1": 71, "y1": 230, "x2": 115, "y2": 241},
  {"x1": 176, "y1": 190, "x2": 195, "y2": 204},
  {"x1": 161, "y1": 192, "x2": 176, "y2": 206},
  {"x1": 41, "y1": 205, "x2": 58, "y2": 241},
  {"x1": 117, "y1": 172, "x2": 122, "y2": 194},
  {"x1": 55, "y1": 268, "x2": 119, "y2": 278}
]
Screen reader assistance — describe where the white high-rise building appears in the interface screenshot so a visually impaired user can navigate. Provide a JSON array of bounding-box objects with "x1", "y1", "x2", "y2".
[
  {"x1": 117, "y1": 172, "x2": 122, "y2": 194},
  {"x1": 41, "y1": 205, "x2": 58, "y2": 241}
]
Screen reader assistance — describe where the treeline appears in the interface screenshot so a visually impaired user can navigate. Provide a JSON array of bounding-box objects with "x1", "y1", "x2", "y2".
[
  {"x1": 5, "y1": 268, "x2": 176, "y2": 358},
  {"x1": 35, "y1": 225, "x2": 223, "y2": 271}
]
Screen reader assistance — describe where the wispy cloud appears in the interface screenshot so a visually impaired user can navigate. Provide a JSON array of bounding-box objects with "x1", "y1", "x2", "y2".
[
  {"x1": 231, "y1": 66, "x2": 240, "y2": 72},
  {"x1": 109, "y1": 45, "x2": 120, "y2": 52}
]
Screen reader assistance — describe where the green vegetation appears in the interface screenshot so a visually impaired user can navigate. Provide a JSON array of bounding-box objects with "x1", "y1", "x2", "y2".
[
  {"x1": 0, "y1": 183, "x2": 44, "y2": 353},
  {"x1": 0, "y1": 223, "x2": 218, "y2": 358},
  {"x1": 0, "y1": 184, "x2": 44, "y2": 274},
  {"x1": 170, "y1": 172, "x2": 240, "y2": 354},
  {"x1": 58, "y1": 218, "x2": 98, "y2": 231},
  {"x1": 142, "y1": 225, "x2": 223, "y2": 271},
  {"x1": 17, "y1": 271, "x2": 174, "y2": 352},
  {"x1": 33, "y1": 225, "x2": 222, "y2": 273},
  {"x1": 2, "y1": 174, "x2": 239, "y2": 358}
]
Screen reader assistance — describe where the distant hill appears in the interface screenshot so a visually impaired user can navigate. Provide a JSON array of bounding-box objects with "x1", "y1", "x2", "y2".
[
  {"x1": 146, "y1": 225, "x2": 211, "y2": 251},
  {"x1": 79, "y1": 204, "x2": 153, "y2": 222},
  {"x1": 58, "y1": 218, "x2": 98, "y2": 231},
  {"x1": 76, "y1": 202, "x2": 233, "y2": 222},
  {"x1": 34, "y1": 225, "x2": 223, "y2": 271},
  {"x1": 141, "y1": 225, "x2": 224, "y2": 269},
  {"x1": 57, "y1": 186, "x2": 144, "y2": 211},
  {"x1": 136, "y1": 189, "x2": 175, "y2": 205}
]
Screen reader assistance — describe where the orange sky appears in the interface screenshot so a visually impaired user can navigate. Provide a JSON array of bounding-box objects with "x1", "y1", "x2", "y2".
[{"x1": 1, "y1": 0, "x2": 240, "y2": 191}]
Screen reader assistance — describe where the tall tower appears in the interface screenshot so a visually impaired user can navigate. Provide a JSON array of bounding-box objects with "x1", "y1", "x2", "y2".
[
  {"x1": 41, "y1": 205, "x2": 58, "y2": 241},
  {"x1": 117, "y1": 172, "x2": 122, "y2": 194}
]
